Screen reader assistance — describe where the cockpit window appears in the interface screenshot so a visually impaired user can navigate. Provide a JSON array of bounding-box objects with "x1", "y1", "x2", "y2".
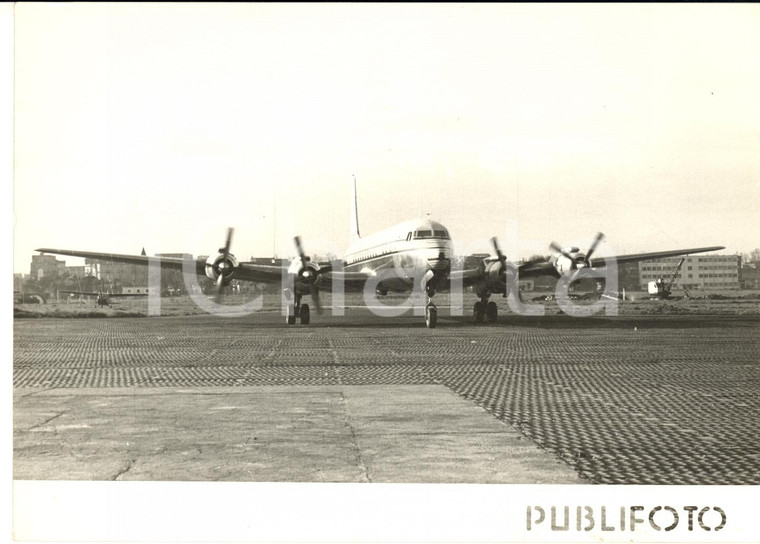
[{"x1": 414, "y1": 229, "x2": 449, "y2": 239}]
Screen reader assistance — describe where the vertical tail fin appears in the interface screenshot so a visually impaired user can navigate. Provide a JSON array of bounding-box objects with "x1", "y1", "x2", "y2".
[{"x1": 350, "y1": 175, "x2": 361, "y2": 242}]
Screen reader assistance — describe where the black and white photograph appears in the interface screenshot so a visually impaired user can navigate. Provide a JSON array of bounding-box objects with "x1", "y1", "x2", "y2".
[{"x1": 9, "y1": 3, "x2": 760, "y2": 542}]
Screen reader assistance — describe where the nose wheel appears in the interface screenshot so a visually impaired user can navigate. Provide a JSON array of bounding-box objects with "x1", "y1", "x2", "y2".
[
  {"x1": 421, "y1": 272, "x2": 441, "y2": 329},
  {"x1": 425, "y1": 303, "x2": 438, "y2": 329}
]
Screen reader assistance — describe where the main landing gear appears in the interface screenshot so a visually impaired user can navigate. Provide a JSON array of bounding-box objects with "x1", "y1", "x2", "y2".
[
  {"x1": 286, "y1": 292, "x2": 311, "y2": 325},
  {"x1": 473, "y1": 291, "x2": 498, "y2": 324}
]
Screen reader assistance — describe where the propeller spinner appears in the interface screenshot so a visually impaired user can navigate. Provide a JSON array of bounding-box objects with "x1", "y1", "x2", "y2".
[{"x1": 550, "y1": 232, "x2": 605, "y2": 280}]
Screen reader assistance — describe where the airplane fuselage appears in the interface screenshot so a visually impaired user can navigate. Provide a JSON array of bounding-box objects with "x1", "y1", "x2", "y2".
[{"x1": 343, "y1": 218, "x2": 453, "y2": 292}]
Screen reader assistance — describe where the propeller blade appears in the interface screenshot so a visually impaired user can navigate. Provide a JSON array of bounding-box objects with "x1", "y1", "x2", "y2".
[
  {"x1": 586, "y1": 232, "x2": 604, "y2": 260},
  {"x1": 312, "y1": 284, "x2": 323, "y2": 315},
  {"x1": 491, "y1": 237, "x2": 506, "y2": 262},
  {"x1": 214, "y1": 273, "x2": 225, "y2": 304},
  {"x1": 504, "y1": 267, "x2": 517, "y2": 294},
  {"x1": 214, "y1": 228, "x2": 235, "y2": 304},
  {"x1": 294, "y1": 236, "x2": 308, "y2": 267},
  {"x1": 222, "y1": 227, "x2": 233, "y2": 257},
  {"x1": 293, "y1": 236, "x2": 327, "y2": 315},
  {"x1": 550, "y1": 241, "x2": 575, "y2": 261}
]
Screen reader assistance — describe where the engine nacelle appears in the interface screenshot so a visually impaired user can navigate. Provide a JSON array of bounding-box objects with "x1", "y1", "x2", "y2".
[
  {"x1": 287, "y1": 259, "x2": 322, "y2": 292},
  {"x1": 205, "y1": 252, "x2": 239, "y2": 284},
  {"x1": 483, "y1": 260, "x2": 517, "y2": 294},
  {"x1": 553, "y1": 249, "x2": 589, "y2": 278}
]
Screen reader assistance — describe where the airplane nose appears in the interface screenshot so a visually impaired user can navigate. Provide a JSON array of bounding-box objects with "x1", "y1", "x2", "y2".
[{"x1": 428, "y1": 250, "x2": 451, "y2": 271}]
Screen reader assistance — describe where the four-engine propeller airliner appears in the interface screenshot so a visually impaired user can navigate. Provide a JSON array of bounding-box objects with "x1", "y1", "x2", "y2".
[{"x1": 36, "y1": 178, "x2": 724, "y2": 328}]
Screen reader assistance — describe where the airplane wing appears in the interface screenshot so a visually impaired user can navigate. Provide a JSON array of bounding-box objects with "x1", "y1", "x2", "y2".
[
  {"x1": 449, "y1": 261, "x2": 555, "y2": 288},
  {"x1": 515, "y1": 245, "x2": 727, "y2": 278},
  {"x1": 448, "y1": 267, "x2": 487, "y2": 285},
  {"x1": 35, "y1": 248, "x2": 287, "y2": 284},
  {"x1": 59, "y1": 290, "x2": 151, "y2": 298},
  {"x1": 588, "y1": 246, "x2": 726, "y2": 268},
  {"x1": 452, "y1": 244, "x2": 726, "y2": 286},
  {"x1": 37, "y1": 249, "x2": 207, "y2": 274},
  {"x1": 516, "y1": 260, "x2": 557, "y2": 278},
  {"x1": 38, "y1": 244, "x2": 726, "y2": 294},
  {"x1": 58, "y1": 290, "x2": 102, "y2": 296},
  {"x1": 321, "y1": 270, "x2": 378, "y2": 290},
  {"x1": 517, "y1": 245, "x2": 726, "y2": 278}
]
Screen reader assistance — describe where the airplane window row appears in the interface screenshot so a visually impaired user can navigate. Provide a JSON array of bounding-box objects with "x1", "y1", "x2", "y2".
[{"x1": 354, "y1": 248, "x2": 386, "y2": 263}]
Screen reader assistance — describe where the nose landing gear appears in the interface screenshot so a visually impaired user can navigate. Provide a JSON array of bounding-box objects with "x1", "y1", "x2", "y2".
[
  {"x1": 423, "y1": 274, "x2": 439, "y2": 329},
  {"x1": 425, "y1": 302, "x2": 437, "y2": 328}
]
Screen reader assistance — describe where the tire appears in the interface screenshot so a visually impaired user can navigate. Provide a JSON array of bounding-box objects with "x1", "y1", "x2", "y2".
[
  {"x1": 473, "y1": 301, "x2": 485, "y2": 323},
  {"x1": 300, "y1": 303, "x2": 310, "y2": 325},
  {"x1": 425, "y1": 306, "x2": 437, "y2": 329},
  {"x1": 486, "y1": 301, "x2": 498, "y2": 323}
]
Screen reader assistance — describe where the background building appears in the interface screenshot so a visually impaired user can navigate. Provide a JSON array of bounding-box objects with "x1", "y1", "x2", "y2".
[
  {"x1": 740, "y1": 261, "x2": 760, "y2": 290},
  {"x1": 86, "y1": 258, "x2": 148, "y2": 292},
  {"x1": 30, "y1": 254, "x2": 66, "y2": 281},
  {"x1": 638, "y1": 255, "x2": 740, "y2": 290}
]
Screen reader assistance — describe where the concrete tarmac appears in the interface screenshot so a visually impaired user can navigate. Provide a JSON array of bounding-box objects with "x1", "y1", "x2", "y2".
[
  {"x1": 13, "y1": 309, "x2": 760, "y2": 484},
  {"x1": 14, "y1": 385, "x2": 579, "y2": 482}
]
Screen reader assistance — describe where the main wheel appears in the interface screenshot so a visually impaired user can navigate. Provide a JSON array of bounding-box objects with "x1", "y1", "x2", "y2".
[
  {"x1": 300, "y1": 303, "x2": 311, "y2": 325},
  {"x1": 473, "y1": 301, "x2": 485, "y2": 323},
  {"x1": 286, "y1": 304, "x2": 296, "y2": 325},
  {"x1": 425, "y1": 305, "x2": 437, "y2": 329},
  {"x1": 486, "y1": 301, "x2": 498, "y2": 323}
]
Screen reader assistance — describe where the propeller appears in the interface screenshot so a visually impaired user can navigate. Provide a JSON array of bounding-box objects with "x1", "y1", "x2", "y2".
[
  {"x1": 489, "y1": 237, "x2": 515, "y2": 296},
  {"x1": 214, "y1": 227, "x2": 234, "y2": 304},
  {"x1": 292, "y1": 236, "x2": 325, "y2": 314},
  {"x1": 550, "y1": 232, "x2": 605, "y2": 281},
  {"x1": 549, "y1": 241, "x2": 576, "y2": 262}
]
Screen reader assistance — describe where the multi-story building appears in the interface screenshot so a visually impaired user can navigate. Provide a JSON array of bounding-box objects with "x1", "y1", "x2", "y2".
[
  {"x1": 740, "y1": 261, "x2": 760, "y2": 290},
  {"x1": 85, "y1": 258, "x2": 148, "y2": 291},
  {"x1": 156, "y1": 253, "x2": 194, "y2": 295},
  {"x1": 30, "y1": 254, "x2": 66, "y2": 281},
  {"x1": 82, "y1": 253, "x2": 196, "y2": 294},
  {"x1": 66, "y1": 263, "x2": 100, "y2": 281},
  {"x1": 638, "y1": 255, "x2": 740, "y2": 290}
]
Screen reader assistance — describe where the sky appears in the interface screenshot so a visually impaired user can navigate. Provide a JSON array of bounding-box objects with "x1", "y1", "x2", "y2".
[{"x1": 11, "y1": 3, "x2": 760, "y2": 273}]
